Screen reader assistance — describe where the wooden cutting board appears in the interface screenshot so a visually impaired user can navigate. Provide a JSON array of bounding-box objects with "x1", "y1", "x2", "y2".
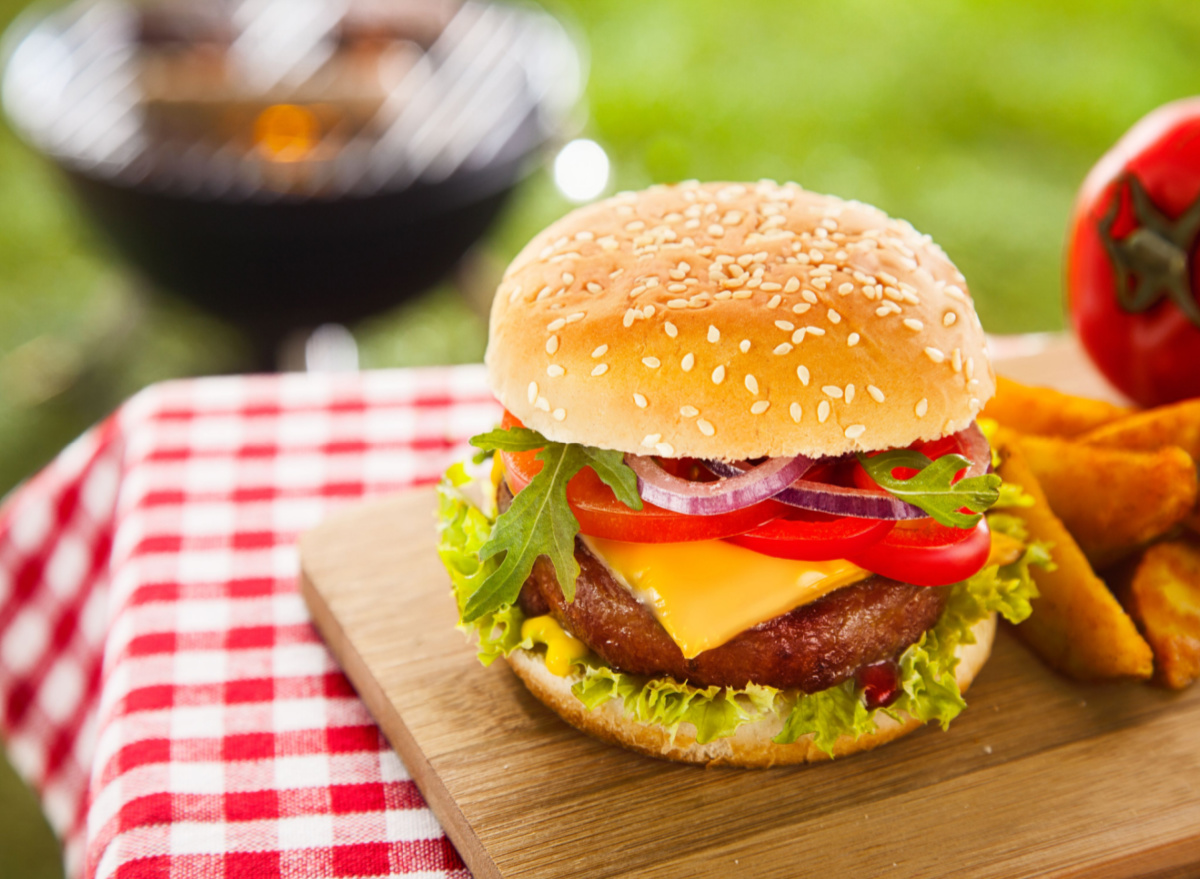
[{"x1": 299, "y1": 336, "x2": 1200, "y2": 879}]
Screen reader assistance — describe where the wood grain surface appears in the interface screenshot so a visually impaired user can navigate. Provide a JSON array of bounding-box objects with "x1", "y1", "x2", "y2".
[{"x1": 299, "y1": 337, "x2": 1200, "y2": 879}]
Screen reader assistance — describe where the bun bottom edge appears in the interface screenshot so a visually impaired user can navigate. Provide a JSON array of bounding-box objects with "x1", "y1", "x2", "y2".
[{"x1": 504, "y1": 613, "x2": 997, "y2": 767}]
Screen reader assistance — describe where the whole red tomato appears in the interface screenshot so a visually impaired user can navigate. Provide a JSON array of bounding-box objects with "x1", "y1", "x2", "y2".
[{"x1": 1068, "y1": 97, "x2": 1200, "y2": 407}]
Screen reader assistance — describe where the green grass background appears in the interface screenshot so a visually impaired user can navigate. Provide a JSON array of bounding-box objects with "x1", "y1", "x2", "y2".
[{"x1": 5, "y1": 1, "x2": 1200, "y2": 875}]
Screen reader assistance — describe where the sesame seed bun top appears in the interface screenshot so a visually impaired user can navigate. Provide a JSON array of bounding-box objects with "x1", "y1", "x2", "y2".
[{"x1": 486, "y1": 181, "x2": 994, "y2": 460}]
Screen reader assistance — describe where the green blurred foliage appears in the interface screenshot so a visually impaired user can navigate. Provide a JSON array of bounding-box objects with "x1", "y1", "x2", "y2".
[{"x1": 4, "y1": 1, "x2": 1200, "y2": 872}]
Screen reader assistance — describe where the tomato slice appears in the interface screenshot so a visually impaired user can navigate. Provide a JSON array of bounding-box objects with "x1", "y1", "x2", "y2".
[
  {"x1": 726, "y1": 510, "x2": 895, "y2": 561},
  {"x1": 498, "y1": 412, "x2": 784, "y2": 543},
  {"x1": 846, "y1": 517, "x2": 992, "y2": 587}
]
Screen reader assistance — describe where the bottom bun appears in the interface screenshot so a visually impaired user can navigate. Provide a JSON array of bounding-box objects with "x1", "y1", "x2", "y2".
[{"x1": 505, "y1": 613, "x2": 996, "y2": 767}]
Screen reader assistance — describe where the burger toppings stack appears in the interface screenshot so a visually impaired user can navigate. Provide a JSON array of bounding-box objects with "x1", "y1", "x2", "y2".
[{"x1": 437, "y1": 181, "x2": 1044, "y2": 766}]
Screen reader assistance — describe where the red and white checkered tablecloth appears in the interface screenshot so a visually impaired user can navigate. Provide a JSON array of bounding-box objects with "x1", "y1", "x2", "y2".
[{"x1": 0, "y1": 365, "x2": 500, "y2": 879}]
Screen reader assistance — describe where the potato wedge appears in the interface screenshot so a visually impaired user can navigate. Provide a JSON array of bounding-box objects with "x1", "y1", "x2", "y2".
[
  {"x1": 1079, "y1": 398, "x2": 1200, "y2": 459},
  {"x1": 1126, "y1": 541, "x2": 1200, "y2": 689},
  {"x1": 983, "y1": 376, "x2": 1133, "y2": 437},
  {"x1": 1014, "y1": 435, "x2": 1197, "y2": 569},
  {"x1": 993, "y1": 435, "x2": 1153, "y2": 680}
]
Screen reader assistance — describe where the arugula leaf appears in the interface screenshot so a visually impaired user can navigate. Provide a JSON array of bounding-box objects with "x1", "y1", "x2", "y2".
[
  {"x1": 857, "y1": 450, "x2": 1001, "y2": 528},
  {"x1": 462, "y1": 427, "x2": 641, "y2": 622}
]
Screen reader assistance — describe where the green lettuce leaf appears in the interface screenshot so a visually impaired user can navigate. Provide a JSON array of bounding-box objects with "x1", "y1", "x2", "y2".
[
  {"x1": 436, "y1": 469, "x2": 529, "y2": 664},
  {"x1": 436, "y1": 467, "x2": 1044, "y2": 756}
]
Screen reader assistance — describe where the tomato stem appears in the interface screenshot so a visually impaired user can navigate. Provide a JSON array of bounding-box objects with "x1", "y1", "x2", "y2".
[{"x1": 1098, "y1": 173, "x2": 1200, "y2": 327}]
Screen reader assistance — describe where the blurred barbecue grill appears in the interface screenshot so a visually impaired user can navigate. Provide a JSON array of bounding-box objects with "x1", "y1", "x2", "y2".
[{"x1": 2, "y1": 0, "x2": 583, "y2": 365}]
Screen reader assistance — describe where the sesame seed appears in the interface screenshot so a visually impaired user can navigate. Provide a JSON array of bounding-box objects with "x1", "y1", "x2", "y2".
[
  {"x1": 903, "y1": 319, "x2": 924, "y2": 332},
  {"x1": 751, "y1": 400, "x2": 770, "y2": 415},
  {"x1": 623, "y1": 310, "x2": 637, "y2": 328},
  {"x1": 916, "y1": 398, "x2": 929, "y2": 418},
  {"x1": 797, "y1": 365, "x2": 810, "y2": 385},
  {"x1": 785, "y1": 277, "x2": 801, "y2": 293},
  {"x1": 875, "y1": 306, "x2": 892, "y2": 318},
  {"x1": 546, "y1": 336, "x2": 560, "y2": 354},
  {"x1": 827, "y1": 309, "x2": 841, "y2": 324},
  {"x1": 945, "y1": 284, "x2": 967, "y2": 302},
  {"x1": 767, "y1": 294, "x2": 783, "y2": 309},
  {"x1": 591, "y1": 363, "x2": 609, "y2": 376},
  {"x1": 642, "y1": 434, "x2": 662, "y2": 447},
  {"x1": 567, "y1": 312, "x2": 586, "y2": 323},
  {"x1": 761, "y1": 283, "x2": 783, "y2": 293},
  {"x1": 878, "y1": 271, "x2": 897, "y2": 285},
  {"x1": 732, "y1": 290, "x2": 753, "y2": 299},
  {"x1": 823, "y1": 385, "x2": 843, "y2": 399},
  {"x1": 789, "y1": 403, "x2": 803, "y2": 423},
  {"x1": 739, "y1": 339, "x2": 751, "y2": 353},
  {"x1": 656, "y1": 442, "x2": 675, "y2": 456},
  {"x1": 805, "y1": 326, "x2": 826, "y2": 336},
  {"x1": 845, "y1": 424, "x2": 866, "y2": 439},
  {"x1": 553, "y1": 408, "x2": 566, "y2": 421},
  {"x1": 792, "y1": 303, "x2": 811, "y2": 315},
  {"x1": 847, "y1": 333, "x2": 860, "y2": 347},
  {"x1": 592, "y1": 345, "x2": 609, "y2": 359},
  {"x1": 712, "y1": 365, "x2": 726, "y2": 384},
  {"x1": 643, "y1": 304, "x2": 656, "y2": 317},
  {"x1": 708, "y1": 325, "x2": 721, "y2": 343},
  {"x1": 697, "y1": 419, "x2": 716, "y2": 437},
  {"x1": 775, "y1": 320, "x2": 795, "y2": 332},
  {"x1": 668, "y1": 299, "x2": 688, "y2": 309},
  {"x1": 811, "y1": 278, "x2": 828, "y2": 291},
  {"x1": 562, "y1": 273, "x2": 575, "y2": 284},
  {"x1": 802, "y1": 290, "x2": 818, "y2": 304},
  {"x1": 664, "y1": 322, "x2": 678, "y2": 338},
  {"x1": 642, "y1": 357, "x2": 660, "y2": 369},
  {"x1": 667, "y1": 283, "x2": 688, "y2": 293},
  {"x1": 528, "y1": 382, "x2": 538, "y2": 404},
  {"x1": 745, "y1": 374, "x2": 760, "y2": 395},
  {"x1": 709, "y1": 224, "x2": 725, "y2": 237},
  {"x1": 966, "y1": 357, "x2": 975, "y2": 380},
  {"x1": 952, "y1": 349, "x2": 963, "y2": 373},
  {"x1": 625, "y1": 220, "x2": 646, "y2": 232},
  {"x1": 547, "y1": 364, "x2": 565, "y2": 377},
  {"x1": 548, "y1": 318, "x2": 566, "y2": 331},
  {"x1": 535, "y1": 396, "x2": 551, "y2": 412},
  {"x1": 838, "y1": 283, "x2": 854, "y2": 295},
  {"x1": 680, "y1": 405, "x2": 699, "y2": 418},
  {"x1": 924, "y1": 347, "x2": 946, "y2": 364},
  {"x1": 818, "y1": 401, "x2": 831, "y2": 423},
  {"x1": 943, "y1": 311, "x2": 957, "y2": 327},
  {"x1": 868, "y1": 385, "x2": 885, "y2": 403},
  {"x1": 774, "y1": 343, "x2": 793, "y2": 355}
]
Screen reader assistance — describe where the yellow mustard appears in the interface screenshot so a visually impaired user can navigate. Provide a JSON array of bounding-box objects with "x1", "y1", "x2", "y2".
[{"x1": 520, "y1": 615, "x2": 589, "y2": 676}]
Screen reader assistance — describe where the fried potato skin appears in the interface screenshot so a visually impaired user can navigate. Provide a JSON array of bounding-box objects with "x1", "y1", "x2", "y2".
[
  {"x1": 994, "y1": 434, "x2": 1154, "y2": 681},
  {"x1": 983, "y1": 376, "x2": 1133, "y2": 437},
  {"x1": 1080, "y1": 398, "x2": 1200, "y2": 460},
  {"x1": 1014, "y1": 435, "x2": 1197, "y2": 569},
  {"x1": 1127, "y1": 541, "x2": 1200, "y2": 689}
]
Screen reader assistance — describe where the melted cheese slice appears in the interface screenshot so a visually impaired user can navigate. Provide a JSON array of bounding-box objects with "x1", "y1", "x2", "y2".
[
  {"x1": 583, "y1": 530, "x2": 1024, "y2": 660},
  {"x1": 583, "y1": 536, "x2": 870, "y2": 659}
]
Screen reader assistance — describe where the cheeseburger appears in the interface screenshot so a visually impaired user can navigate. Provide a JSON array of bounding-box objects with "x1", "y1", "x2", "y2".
[{"x1": 437, "y1": 181, "x2": 1040, "y2": 766}]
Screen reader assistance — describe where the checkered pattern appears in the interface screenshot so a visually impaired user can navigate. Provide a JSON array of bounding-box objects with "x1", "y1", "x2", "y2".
[{"x1": 0, "y1": 366, "x2": 499, "y2": 879}]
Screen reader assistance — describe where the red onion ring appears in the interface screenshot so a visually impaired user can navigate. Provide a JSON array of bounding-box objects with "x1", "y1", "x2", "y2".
[
  {"x1": 626, "y1": 454, "x2": 813, "y2": 516},
  {"x1": 705, "y1": 424, "x2": 994, "y2": 521},
  {"x1": 955, "y1": 423, "x2": 992, "y2": 478}
]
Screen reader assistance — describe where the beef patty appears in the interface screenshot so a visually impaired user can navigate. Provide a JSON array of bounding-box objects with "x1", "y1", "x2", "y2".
[{"x1": 500, "y1": 481, "x2": 948, "y2": 692}]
